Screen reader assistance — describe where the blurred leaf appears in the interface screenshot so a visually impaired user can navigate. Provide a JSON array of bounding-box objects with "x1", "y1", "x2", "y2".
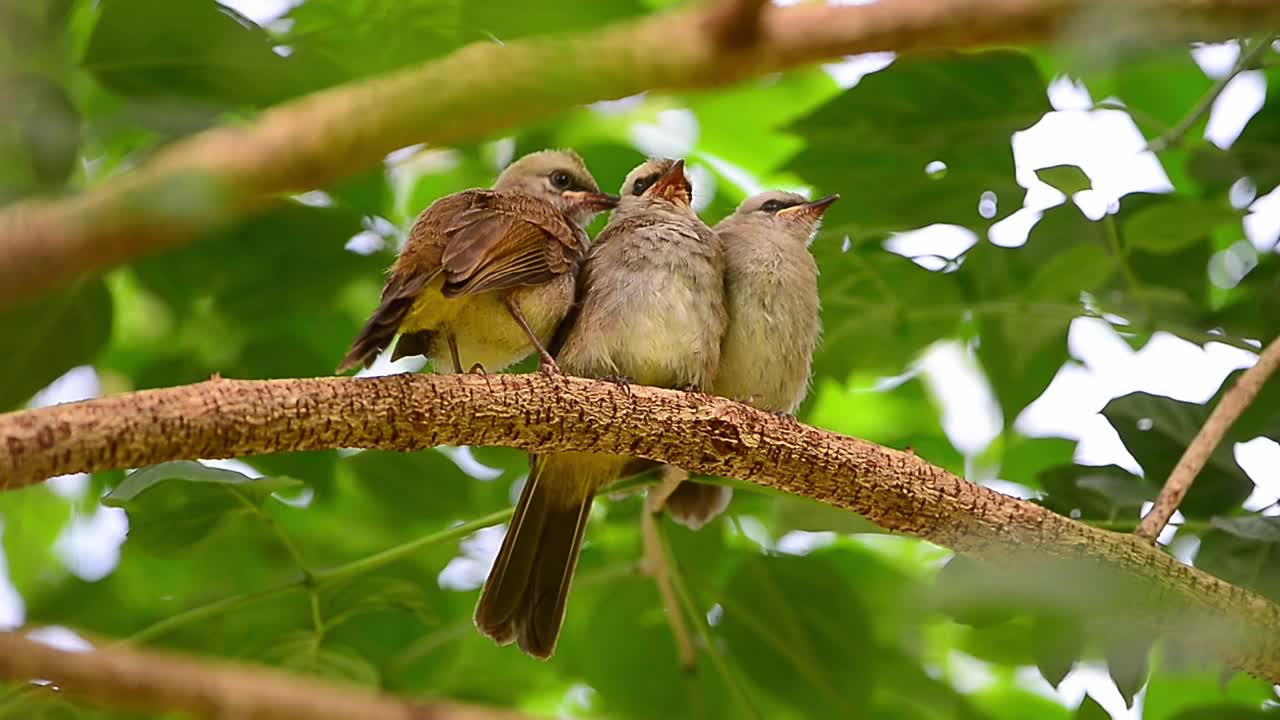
[
  {"x1": 83, "y1": 0, "x2": 310, "y2": 106},
  {"x1": 1105, "y1": 633, "x2": 1152, "y2": 708},
  {"x1": 103, "y1": 461, "x2": 302, "y2": 555},
  {"x1": 717, "y1": 554, "x2": 874, "y2": 718},
  {"x1": 1168, "y1": 705, "x2": 1277, "y2": 720},
  {"x1": 812, "y1": 250, "x2": 966, "y2": 379},
  {"x1": 1073, "y1": 695, "x2": 1110, "y2": 720},
  {"x1": 0, "y1": 73, "x2": 81, "y2": 197},
  {"x1": 1038, "y1": 464, "x2": 1152, "y2": 521},
  {"x1": 1210, "y1": 516, "x2": 1280, "y2": 543},
  {"x1": 1102, "y1": 392, "x2": 1254, "y2": 517},
  {"x1": 343, "y1": 449, "x2": 504, "y2": 526},
  {"x1": 1035, "y1": 164, "x2": 1092, "y2": 195},
  {"x1": 1000, "y1": 435, "x2": 1077, "y2": 488},
  {"x1": 0, "y1": 485, "x2": 71, "y2": 593},
  {"x1": 933, "y1": 555, "x2": 1019, "y2": 628},
  {"x1": 789, "y1": 51, "x2": 1047, "y2": 236},
  {"x1": 1032, "y1": 613, "x2": 1085, "y2": 688},
  {"x1": 0, "y1": 278, "x2": 111, "y2": 410},
  {"x1": 1196, "y1": 527, "x2": 1280, "y2": 603},
  {"x1": 1123, "y1": 198, "x2": 1241, "y2": 255},
  {"x1": 264, "y1": 631, "x2": 381, "y2": 686},
  {"x1": 322, "y1": 576, "x2": 434, "y2": 627},
  {"x1": 283, "y1": 0, "x2": 462, "y2": 82}
]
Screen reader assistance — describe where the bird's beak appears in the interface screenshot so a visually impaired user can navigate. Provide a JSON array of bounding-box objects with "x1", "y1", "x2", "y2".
[
  {"x1": 777, "y1": 194, "x2": 840, "y2": 219},
  {"x1": 562, "y1": 190, "x2": 620, "y2": 211},
  {"x1": 647, "y1": 159, "x2": 691, "y2": 206}
]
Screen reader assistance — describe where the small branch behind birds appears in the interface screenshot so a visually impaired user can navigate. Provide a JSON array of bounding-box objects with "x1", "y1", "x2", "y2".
[
  {"x1": 0, "y1": 630, "x2": 531, "y2": 720},
  {"x1": 703, "y1": 0, "x2": 770, "y2": 48},
  {"x1": 643, "y1": 469, "x2": 697, "y2": 670},
  {"x1": 1135, "y1": 335, "x2": 1280, "y2": 542}
]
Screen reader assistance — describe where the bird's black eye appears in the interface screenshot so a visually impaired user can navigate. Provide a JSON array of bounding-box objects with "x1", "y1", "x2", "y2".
[
  {"x1": 760, "y1": 199, "x2": 786, "y2": 213},
  {"x1": 550, "y1": 171, "x2": 573, "y2": 190},
  {"x1": 632, "y1": 174, "x2": 658, "y2": 196}
]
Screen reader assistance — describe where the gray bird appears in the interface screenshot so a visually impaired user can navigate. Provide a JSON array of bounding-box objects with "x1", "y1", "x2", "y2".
[
  {"x1": 663, "y1": 190, "x2": 837, "y2": 530},
  {"x1": 474, "y1": 158, "x2": 727, "y2": 659}
]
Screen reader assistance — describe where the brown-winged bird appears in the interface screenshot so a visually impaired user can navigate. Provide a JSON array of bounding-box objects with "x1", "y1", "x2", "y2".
[
  {"x1": 473, "y1": 158, "x2": 727, "y2": 659},
  {"x1": 336, "y1": 149, "x2": 617, "y2": 375},
  {"x1": 662, "y1": 190, "x2": 837, "y2": 530}
]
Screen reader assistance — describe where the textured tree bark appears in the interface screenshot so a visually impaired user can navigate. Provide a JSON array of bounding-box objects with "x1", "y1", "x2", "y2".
[
  {"x1": 2, "y1": 372, "x2": 1279, "y2": 681},
  {"x1": 1, "y1": 0, "x2": 1278, "y2": 309},
  {"x1": 0, "y1": 631, "x2": 532, "y2": 720}
]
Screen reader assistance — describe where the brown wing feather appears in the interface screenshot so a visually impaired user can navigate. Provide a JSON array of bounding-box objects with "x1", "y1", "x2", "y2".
[
  {"x1": 439, "y1": 193, "x2": 583, "y2": 298},
  {"x1": 336, "y1": 191, "x2": 482, "y2": 373}
]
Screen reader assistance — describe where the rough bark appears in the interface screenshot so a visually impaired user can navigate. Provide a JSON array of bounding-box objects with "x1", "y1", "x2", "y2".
[
  {"x1": 2, "y1": 0, "x2": 1278, "y2": 309},
  {"x1": 0, "y1": 631, "x2": 532, "y2": 720},
  {"x1": 1, "y1": 373, "x2": 1278, "y2": 681}
]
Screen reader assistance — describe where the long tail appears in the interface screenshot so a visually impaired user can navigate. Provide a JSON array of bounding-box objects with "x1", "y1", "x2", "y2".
[
  {"x1": 474, "y1": 452, "x2": 616, "y2": 659},
  {"x1": 335, "y1": 271, "x2": 434, "y2": 373}
]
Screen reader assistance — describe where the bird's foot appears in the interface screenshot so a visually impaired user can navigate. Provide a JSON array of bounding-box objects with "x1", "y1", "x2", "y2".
[{"x1": 468, "y1": 363, "x2": 488, "y2": 376}]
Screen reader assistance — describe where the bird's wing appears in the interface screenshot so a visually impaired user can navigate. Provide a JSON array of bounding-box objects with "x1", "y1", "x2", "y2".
[{"x1": 439, "y1": 193, "x2": 583, "y2": 297}]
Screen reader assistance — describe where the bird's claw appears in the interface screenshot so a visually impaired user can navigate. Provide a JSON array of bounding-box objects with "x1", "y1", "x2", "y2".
[{"x1": 468, "y1": 363, "x2": 487, "y2": 376}]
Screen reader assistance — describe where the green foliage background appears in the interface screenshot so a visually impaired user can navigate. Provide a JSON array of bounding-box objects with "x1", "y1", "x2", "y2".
[{"x1": 2, "y1": 1, "x2": 1279, "y2": 718}]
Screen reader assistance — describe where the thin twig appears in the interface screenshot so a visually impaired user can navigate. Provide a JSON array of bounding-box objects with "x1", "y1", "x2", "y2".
[
  {"x1": 642, "y1": 470, "x2": 697, "y2": 670},
  {"x1": 1135, "y1": 335, "x2": 1280, "y2": 541},
  {"x1": 659, "y1": 523, "x2": 763, "y2": 720},
  {"x1": 1146, "y1": 36, "x2": 1275, "y2": 153},
  {"x1": 0, "y1": 631, "x2": 530, "y2": 720}
]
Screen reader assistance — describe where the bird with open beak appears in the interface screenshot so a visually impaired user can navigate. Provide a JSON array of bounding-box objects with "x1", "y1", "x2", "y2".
[
  {"x1": 336, "y1": 149, "x2": 618, "y2": 375},
  {"x1": 473, "y1": 158, "x2": 727, "y2": 659},
  {"x1": 662, "y1": 190, "x2": 838, "y2": 530}
]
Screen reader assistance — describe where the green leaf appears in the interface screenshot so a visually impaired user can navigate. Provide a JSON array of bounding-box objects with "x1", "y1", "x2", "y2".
[
  {"x1": 1032, "y1": 613, "x2": 1085, "y2": 688},
  {"x1": 322, "y1": 576, "x2": 435, "y2": 627},
  {"x1": 789, "y1": 50, "x2": 1047, "y2": 235},
  {"x1": 0, "y1": 73, "x2": 81, "y2": 197},
  {"x1": 1035, "y1": 165, "x2": 1092, "y2": 195},
  {"x1": 1073, "y1": 695, "x2": 1110, "y2": 720},
  {"x1": 932, "y1": 555, "x2": 1019, "y2": 628},
  {"x1": 83, "y1": 0, "x2": 311, "y2": 106},
  {"x1": 1195, "y1": 527, "x2": 1280, "y2": 603},
  {"x1": 1038, "y1": 464, "x2": 1153, "y2": 520},
  {"x1": 0, "y1": 485, "x2": 72, "y2": 594},
  {"x1": 0, "y1": 278, "x2": 112, "y2": 410},
  {"x1": 1209, "y1": 516, "x2": 1280, "y2": 543},
  {"x1": 1168, "y1": 704, "x2": 1278, "y2": 720},
  {"x1": 812, "y1": 249, "x2": 967, "y2": 379},
  {"x1": 264, "y1": 631, "x2": 382, "y2": 687},
  {"x1": 1105, "y1": 633, "x2": 1152, "y2": 708},
  {"x1": 1102, "y1": 392, "x2": 1254, "y2": 517},
  {"x1": 103, "y1": 461, "x2": 302, "y2": 555},
  {"x1": 1124, "y1": 198, "x2": 1241, "y2": 255},
  {"x1": 717, "y1": 554, "x2": 875, "y2": 718},
  {"x1": 343, "y1": 449, "x2": 506, "y2": 526}
]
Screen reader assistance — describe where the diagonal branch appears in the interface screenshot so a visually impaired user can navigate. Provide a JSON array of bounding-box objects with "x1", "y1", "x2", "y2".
[
  {"x1": 703, "y1": 0, "x2": 771, "y2": 48},
  {"x1": 0, "y1": 630, "x2": 531, "y2": 720},
  {"x1": 2, "y1": 0, "x2": 1278, "y2": 309},
  {"x1": 1, "y1": 373, "x2": 1279, "y2": 681},
  {"x1": 1135, "y1": 335, "x2": 1280, "y2": 541}
]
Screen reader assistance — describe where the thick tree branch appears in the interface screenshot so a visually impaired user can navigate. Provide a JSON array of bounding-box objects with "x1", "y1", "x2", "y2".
[
  {"x1": 1136, "y1": 336, "x2": 1280, "y2": 541},
  {"x1": 1, "y1": 373, "x2": 1279, "y2": 680},
  {"x1": 0, "y1": 630, "x2": 530, "y2": 720},
  {"x1": 1, "y1": 0, "x2": 1278, "y2": 309}
]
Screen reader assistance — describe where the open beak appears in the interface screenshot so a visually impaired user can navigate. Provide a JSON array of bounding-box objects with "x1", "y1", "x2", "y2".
[
  {"x1": 777, "y1": 194, "x2": 840, "y2": 219},
  {"x1": 562, "y1": 190, "x2": 620, "y2": 211},
  {"x1": 647, "y1": 159, "x2": 691, "y2": 206}
]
